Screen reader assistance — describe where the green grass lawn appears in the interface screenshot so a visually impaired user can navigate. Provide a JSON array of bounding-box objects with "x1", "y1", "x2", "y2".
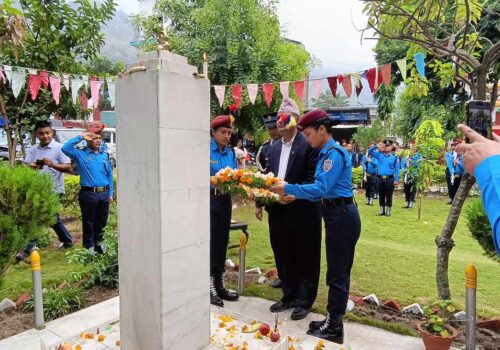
[{"x1": 227, "y1": 193, "x2": 500, "y2": 318}]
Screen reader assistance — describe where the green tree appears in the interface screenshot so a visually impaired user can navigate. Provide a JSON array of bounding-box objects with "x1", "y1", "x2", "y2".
[
  {"x1": 133, "y1": 0, "x2": 314, "y2": 132},
  {"x1": 352, "y1": 118, "x2": 387, "y2": 149},
  {"x1": 364, "y1": 0, "x2": 500, "y2": 300},
  {"x1": 311, "y1": 91, "x2": 349, "y2": 109},
  {"x1": 0, "y1": 0, "x2": 116, "y2": 165},
  {"x1": 374, "y1": 83, "x2": 396, "y2": 122}
]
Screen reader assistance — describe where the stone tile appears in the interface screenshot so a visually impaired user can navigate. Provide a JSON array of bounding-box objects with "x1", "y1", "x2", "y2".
[
  {"x1": 0, "y1": 328, "x2": 61, "y2": 350},
  {"x1": 161, "y1": 243, "x2": 210, "y2": 314},
  {"x1": 158, "y1": 127, "x2": 209, "y2": 191},
  {"x1": 162, "y1": 296, "x2": 210, "y2": 350},
  {"x1": 160, "y1": 187, "x2": 209, "y2": 253}
]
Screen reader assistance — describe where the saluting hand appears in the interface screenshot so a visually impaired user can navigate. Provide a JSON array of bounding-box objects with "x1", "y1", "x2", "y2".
[
  {"x1": 82, "y1": 132, "x2": 98, "y2": 142},
  {"x1": 456, "y1": 124, "x2": 500, "y2": 175}
]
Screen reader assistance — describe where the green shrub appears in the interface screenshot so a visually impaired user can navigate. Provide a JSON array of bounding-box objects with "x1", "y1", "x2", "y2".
[
  {"x1": 0, "y1": 164, "x2": 59, "y2": 285},
  {"x1": 24, "y1": 286, "x2": 85, "y2": 320},
  {"x1": 66, "y1": 210, "x2": 118, "y2": 288},
  {"x1": 465, "y1": 199, "x2": 498, "y2": 261},
  {"x1": 352, "y1": 167, "x2": 364, "y2": 188},
  {"x1": 60, "y1": 176, "x2": 81, "y2": 218}
]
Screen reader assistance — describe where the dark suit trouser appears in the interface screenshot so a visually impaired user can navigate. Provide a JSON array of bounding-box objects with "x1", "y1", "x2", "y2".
[
  {"x1": 323, "y1": 203, "x2": 361, "y2": 317},
  {"x1": 269, "y1": 201, "x2": 322, "y2": 308},
  {"x1": 446, "y1": 168, "x2": 461, "y2": 200},
  {"x1": 210, "y1": 193, "x2": 232, "y2": 276},
  {"x1": 79, "y1": 191, "x2": 110, "y2": 250},
  {"x1": 404, "y1": 178, "x2": 417, "y2": 202},
  {"x1": 365, "y1": 175, "x2": 377, "y2": 198},
  {"x1": 378, "y1": 177, "x2": 395, "y2": 207}
]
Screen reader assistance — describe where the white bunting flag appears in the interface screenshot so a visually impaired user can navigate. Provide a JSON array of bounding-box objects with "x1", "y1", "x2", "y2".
[
  {"x1": 247, "y1": 84, "x2": 258, "y2": 105},
  {"x1": 214, "y1": 85, "x2": 226, "y2": 107},
  {"x1": 279, "y1": 81, "x2": 290, "y2": 98}
]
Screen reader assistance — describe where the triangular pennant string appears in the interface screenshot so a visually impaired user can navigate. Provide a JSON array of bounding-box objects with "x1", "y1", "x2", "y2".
[
  {"x1": 3, "y1": 65, "x2": 12, "y2": 83},
  {"x1": 80, "y1": 92, "x2": 88, "y2": 110},
  {"x1": 11, "y1": 71, "x2": 27, "y2": 98},
  {"x1": 341, "y1": 74, "x2": 352, "y2": 98},
  {"x1": 28, "y1": 74, "x2": 43, "y2": 100},
  {"x1": 380, "y1": 64, "x2": 391, "y2": 87},
  {"x1": 293, "y1": 81, "x2": 305, "y2": 102},
  {"x1": 246, "y1": 84, "x2": 258, "y2": 105},
  {"x1": 396, "y1": 59, "x2": 407, "y2": 81},
  {"x1": 231, "y1": 84, "x2": 243, "y2": 108},
  {"x1": 90, "y1": 79, "x2": 103, "y2": 109},
  {"x1": 71, "y1": 79, "x2": 84, "y2": 104},
  {"x1": 214, "y1": 85, "x2": 226, "y2": 107},
  {"x1": 312, "y1": 79, "x2": 323, "y2": 100},
  {"x1": 351, "y1": 74, "x2": 363, "y2": 97},
  {"x1": 414, "y1": 53, "x2": 426, "y2": 77},
  {"x1": 279, "y1": 81, "x2": 289, "y2": 98},
  {"x1": 40, "y1": 71, "x2": 49, "y2": 89},
  {"x1": 63, "y1": 74, "x2": 70, "y2": 91},
  {"x1": 262, "y1": 83, "x2": 274, "y2": 108},
  {"x1": 327, "y1": 76, "x2": 338, "y2": 98},
  {"x1": 49, "y1": 76, "x2": 61, "y2": 105}
]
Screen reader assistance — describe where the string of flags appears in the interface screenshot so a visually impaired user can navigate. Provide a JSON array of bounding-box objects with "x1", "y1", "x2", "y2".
[
  {"x1": 212, "y1": 53, "x2": 426, "y2": 108},
  {"x1": 0, "y1": 64, "x2": 116, "y2": 108}
]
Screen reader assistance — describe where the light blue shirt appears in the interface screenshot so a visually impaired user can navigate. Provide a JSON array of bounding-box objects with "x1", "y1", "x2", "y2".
[
  {"x1": 445, "y1": 152, "x2": 465, "y2": 176},
  {"x1": 361, "y1": 154, "x2": 378, "y2": 175},
  {"x1": 475, "y1": 155, "x2": 500, "y2": 255},
  {"x1": 284, "y1": 138, "x2": 353, "y2": 201},
  {"x1": 61, "y1": 135, "x2": 114, "y2": 197},
  {"x1": 210, "y1": 139, "x2": 237, "y2": 187},
  {"x1": 368, "y1": 145, "x2": 400, "y2": 181},
  {"x1": 401, "y1": 153, "x2": 423, "y2": 177},
  {"x1": 24, "y1": 140, "x2": 70, "y2": 194}
]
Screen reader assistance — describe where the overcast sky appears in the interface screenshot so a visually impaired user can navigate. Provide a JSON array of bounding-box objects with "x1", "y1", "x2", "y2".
[{"x1": 116, "y1": 0, "x2": 378, "y2": 105}]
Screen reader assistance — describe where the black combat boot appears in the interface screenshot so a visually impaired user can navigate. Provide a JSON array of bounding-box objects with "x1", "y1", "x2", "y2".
[
  {"x1": 408, "y1": 201, "x2": 414, "y2": 209},
  {"x1": 403, "y1": 201, "x2": 409, "y2": 208},
  {"x1": 385, "y1": 206, "x2": 392, "y2": 217},
  {"x1": 368, "y1": 198, "x2": 373, "y2": 206},
  {"x1": 307, "y1": 314, "x2": 344, "y2": 344},
  {"x1": 379, "y1": 206, "x2": 385, "y2": 216},
  {"x1": 215, "y1": 273, "x2": 239, "y2": 301},
  {"x1": 210, "y1": 276, "x2": 224, "y2": 307}
]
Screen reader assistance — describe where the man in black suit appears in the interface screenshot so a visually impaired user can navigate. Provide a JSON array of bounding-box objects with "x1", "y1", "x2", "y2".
[{"x1": 256, "y1": 97, "x2": 321, "y2": 320}]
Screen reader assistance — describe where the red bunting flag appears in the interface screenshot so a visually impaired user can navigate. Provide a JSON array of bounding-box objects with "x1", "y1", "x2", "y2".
[
  {"x1": 231, "y1": 84, "x2": 243, "y2": 108},
  {"x1": 80, "y1": 92, "x2": 88, "y2": 110},
  {"x1": 293, "y1": 81, "x2": 305, "y2": 102},
  {"x1": 366, "y1": 68, "x2": 383, "y2": 93},
  {"x1": 49, "y1": 76, "x2": 61, "y2": 105},
  {"x1": 380, "y1": 64, "x2": 391, "y2": 87},
  {"x1": 40, "y1": 71, "x2": 49, "y2": 89},
  {"x1": 262, "y1": 83, "x2": 274, "y2": 108},
  {"x1": 341, "y1": 74, "x2": 352, "y2": 98},
  {"x1": 327, "y1": 76, "x2": 338, "y2": 98},
  {"x1": 28, "y1": 74, "x2": 43, "y2": 100}
]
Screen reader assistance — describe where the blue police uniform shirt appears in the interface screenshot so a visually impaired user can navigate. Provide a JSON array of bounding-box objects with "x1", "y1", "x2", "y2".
[
  {"x1": 284, "y1": 139, "x2": 353, "y2": 201},
  {"x1": 368, "y1": 145, "x2": 400, "y2": 181},
  {"x1": 401, "y1": 153, "x2": 422, "y2": 177},
  {"x1": 474, "y1": 155, "x2": 500, "y2": 255},
  {"x1": 361, "y1": 155, "x2": 378, "y2": 175},
  {"x1": 210, "y1": 138, "x2": 237, "y2": 179},
  {"x1": 61, "y1": 135, "x2": 114, "y2": 197},
  {"x1": 445, "y1": 152, "x2": 465, "y2": 176}
]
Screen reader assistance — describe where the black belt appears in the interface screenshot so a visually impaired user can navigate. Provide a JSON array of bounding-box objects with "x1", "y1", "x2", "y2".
[
  {"x1": 322, "y1": 197, "x2": 354, "y2": 207},
  {"x1": 81, "y1": 186, "x2": 109, "y2": 193},
  {"x1": 378, "y1": 175, "x2": 394, "y2": 179}
]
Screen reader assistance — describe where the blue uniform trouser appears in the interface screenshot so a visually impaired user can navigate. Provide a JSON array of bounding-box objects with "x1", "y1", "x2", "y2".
[
  {"x1": 323, "y1": 203, "x2": 361, "y2": 317},
  {"x1": 79, "y1": 190, "x2": 110, "y2": 250},
  {"x1": 210, "y1": 193, "x2": 232, "y2": 276}
]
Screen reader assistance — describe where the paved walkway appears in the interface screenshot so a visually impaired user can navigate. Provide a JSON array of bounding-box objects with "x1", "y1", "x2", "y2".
[{"x1": 0, "y1": 296, "x2": 453, "y2": 350}]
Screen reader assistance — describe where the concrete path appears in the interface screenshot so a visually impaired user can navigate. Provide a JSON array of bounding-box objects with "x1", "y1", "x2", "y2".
[{"x1": 0, "y1": 295, "x2": 454, "y2": 350}]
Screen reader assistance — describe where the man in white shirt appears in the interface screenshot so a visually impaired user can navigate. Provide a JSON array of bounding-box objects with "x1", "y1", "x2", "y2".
[
  {"x1": 256, "y1": 97, "x2": 322, "y2": 321},
  {"x1": 16, "y1": 121, "x2": 74, "y2": 261}
]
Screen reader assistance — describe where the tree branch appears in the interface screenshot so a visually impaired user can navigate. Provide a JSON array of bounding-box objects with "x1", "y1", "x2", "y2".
[{"x1": 483, "y1": 41, "x2": 500, "y2": 71}]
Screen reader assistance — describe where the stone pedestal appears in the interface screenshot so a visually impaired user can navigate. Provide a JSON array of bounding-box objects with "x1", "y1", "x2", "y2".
[{"x1": 116, "y1": 51, "x2": 210, "y2": 350}]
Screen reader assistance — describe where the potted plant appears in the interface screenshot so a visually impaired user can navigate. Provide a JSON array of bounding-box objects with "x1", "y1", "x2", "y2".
[{"x1": 417, "y1": 300, "x2": 459, "y2": 350}]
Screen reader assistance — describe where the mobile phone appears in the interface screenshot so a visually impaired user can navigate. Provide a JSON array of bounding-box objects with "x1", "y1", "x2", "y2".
[
  {"x1": 465, "y1": 100, "x2": 492, "y2": 143},
  {"x1": 36, "y1": 159, "x2": 44, "y2": 166}
]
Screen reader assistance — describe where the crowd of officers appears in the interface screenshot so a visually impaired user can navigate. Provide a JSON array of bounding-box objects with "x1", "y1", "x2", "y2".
[{"x1": 209, "y1": 97, "x2": 466, "y2": 344}]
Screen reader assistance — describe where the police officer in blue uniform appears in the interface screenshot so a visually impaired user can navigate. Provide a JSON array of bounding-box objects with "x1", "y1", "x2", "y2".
[
  {"x1": 62, "y1": 128, "x2": 114, "y2": 254},
  {"x1": 256, "y1": 112, "x2": 280, "y2": 173},
  {"x1": 368, "y1": 140, "x2": 400, "y2": 216},
  {"x1": 209, "y1": 115, "x2": 239, "y2": 307},
  {"x1": 445, "y1": 140, "x2": 465, "y2": 204},
  {"x1": 401, "y1": 146, "x2": 422, "y2": 209},
  {"x1": 361, "y1": 148, "x2": 378, "y2": 205},
  {"x1": 456, "y1": 124, "x2": 500, "y2": 255},
  {"x1": 271, "y1": 109, "x2": 361, "y2": 344}
]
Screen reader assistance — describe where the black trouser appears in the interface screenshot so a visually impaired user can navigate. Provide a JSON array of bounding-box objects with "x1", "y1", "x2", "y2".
[
  {"x1": 378, "y1": 176, "x2": 395, "y2": 207},
  {"x1": 268, "y1": 201, "x2": 322, "y2": 308},
  {"x1": 79, "y1": 190, "x2": 110, "y2": 250},
  {"x1": 446, "y1": 168, "x2": 462, "y2": 200},
  {"x1": 365, "y1": 174, "x2": 377, "y2": 199},
  {"x1": 323, "y1": 203, "x2": 361, "y2": 317},
  {"x1": 404, "y1": 178, "x2": 417, "y2": 203},
  {"x1": 210, "y1": 193, "x2": 232, "y2": 276}
]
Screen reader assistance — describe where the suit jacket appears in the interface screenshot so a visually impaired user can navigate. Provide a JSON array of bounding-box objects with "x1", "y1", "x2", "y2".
[{"x1": 265, "y1": 132, "x2": 321, "y2": 215}]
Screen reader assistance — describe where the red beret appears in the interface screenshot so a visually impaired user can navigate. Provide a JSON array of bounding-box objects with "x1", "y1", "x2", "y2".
[
  {"x1": 87, "y1": 123, "x2": 106, "y2": 134},
  {"x1": 297, "y1": 109, "x2": 328, "y2": 130},
  {"x1": 210, "y1": 115, "x2": 232, "y2": 129}
]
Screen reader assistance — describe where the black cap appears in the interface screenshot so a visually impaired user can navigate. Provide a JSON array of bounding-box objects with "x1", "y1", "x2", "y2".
[
  {"x1": 383, "y1": 139, "x2": 394, "y2": 146},
  {"x1": 263, "y1": 112, "x2": 278, "y2": 129}
]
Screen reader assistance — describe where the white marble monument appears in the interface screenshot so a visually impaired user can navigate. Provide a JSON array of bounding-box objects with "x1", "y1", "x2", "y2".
[{"x1": 116, "y1": 51, "x2": 210, "y2": 349}]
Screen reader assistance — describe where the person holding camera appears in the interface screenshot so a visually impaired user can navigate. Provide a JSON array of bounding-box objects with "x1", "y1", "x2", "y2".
[
  {"x1": 16, "y1": 121, "x2": 74, "y2": 262},
  {"x1": 62, "y1": 126, "x2": 114, "y2": 254}
]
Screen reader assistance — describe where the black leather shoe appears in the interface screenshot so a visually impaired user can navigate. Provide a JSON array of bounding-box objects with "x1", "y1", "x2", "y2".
[
  {"x1": 270, "y1": 301, "x2": 296, "y2": 313},
  {"x1": 271, "y1": 278, "x2": 283, "y2": 288},
  {"x1": 215, "y1": 274, "x2": 239, "y2": 301},
  {"x1": 291, "y1": 306, "x2": 310, "y2": 320},
  {"x1": 210, "y1": 277, "x2": 224, "y2": 307},
  {"x1": 307, "y1": 314, "x2": 344, "y2": 344},
  {"x1": 309, "y1": 319, "x2": 325, "y2": 331}
]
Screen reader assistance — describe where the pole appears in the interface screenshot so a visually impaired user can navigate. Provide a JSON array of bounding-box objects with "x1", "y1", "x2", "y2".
[
  {"x1": 30, "y1": 249, "x2": 44, "y2": 329},
  {"x1": 465, "y1": 263, "x2": 477, "y2": 350},
  {"x1": 238, "y1": 232, "x2": 248, "y2": 294}
]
